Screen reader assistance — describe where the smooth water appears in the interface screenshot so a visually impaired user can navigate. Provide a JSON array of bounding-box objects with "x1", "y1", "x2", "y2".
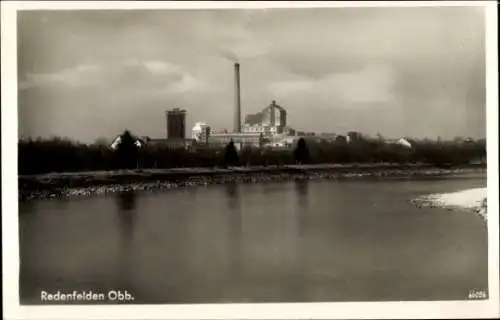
[{"x1": 19, "y1": 174, "x2": 488, "y2": 304}]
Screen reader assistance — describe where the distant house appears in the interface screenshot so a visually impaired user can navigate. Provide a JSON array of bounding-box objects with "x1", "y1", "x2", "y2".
[
  {"x1": 319, "y1": 133, "x2": 338, "y2": 141},
  {"x1": 335, "y1": 135, "x2": 348, "y2": 143},
  {"x1": 386, "y1": 137, "x2": 412, "y2": 149},
  {"x1": 454, "y1": 137, "x2": 476, "y2": 145},
  {"x1": 109, "y1": 133, "x2": 145, "y2": 150},
  {"x1": 263, "y1": 141, "x2": 288, "y2": 149},
  {"x1": 261, "y1": 134, "x2": 325, "y2": 150}
]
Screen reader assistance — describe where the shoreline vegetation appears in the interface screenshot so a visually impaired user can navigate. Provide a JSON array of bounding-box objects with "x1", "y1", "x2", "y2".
[
  {"x1": 19, "y1": 134, "x2": 486, "y2": 176},
  {"x1": 19, "y1": 134, "x2": 487, "y2": 201},
  {"x1": 19, "y1": 163, "x2": 486, "y2": 201}
]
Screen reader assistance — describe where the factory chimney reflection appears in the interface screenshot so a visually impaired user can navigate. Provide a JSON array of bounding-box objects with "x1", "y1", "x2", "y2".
[{"x1": 225, "y1": 183, "x2": 242, "y2": 278}]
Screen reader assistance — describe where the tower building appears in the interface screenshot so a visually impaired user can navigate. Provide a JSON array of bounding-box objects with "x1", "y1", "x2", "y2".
[{"x1": 166, "y1": 108, "x2": 187, "y2": 139}]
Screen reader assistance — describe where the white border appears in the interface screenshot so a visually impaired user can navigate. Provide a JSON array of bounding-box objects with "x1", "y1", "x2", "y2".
[
  {"x1": 1, "y1": 0, "x2": 497, "y2": 10},
  {"x1": 2, "y1": 1, "x2": 498, "y2": 319}
]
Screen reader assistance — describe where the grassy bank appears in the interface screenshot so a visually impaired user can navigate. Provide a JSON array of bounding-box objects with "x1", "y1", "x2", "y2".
[{"x1": 19, "y1": 163, "x2": 486, "y2": 201}]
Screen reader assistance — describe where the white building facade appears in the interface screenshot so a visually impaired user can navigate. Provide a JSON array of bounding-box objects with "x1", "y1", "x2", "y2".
[{"x1": 191, "y1": 122, "x2": 211, "y2": 142}]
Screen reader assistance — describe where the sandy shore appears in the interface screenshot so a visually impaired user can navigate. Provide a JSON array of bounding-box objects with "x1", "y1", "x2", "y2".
[{"x1": 412, "y1": 188, "x2": 487, "y2": 221}]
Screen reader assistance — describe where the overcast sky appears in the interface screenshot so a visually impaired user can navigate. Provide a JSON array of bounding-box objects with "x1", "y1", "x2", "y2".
[{"x1": 17, "y1": 6, "x2": 486, "y2": 143}]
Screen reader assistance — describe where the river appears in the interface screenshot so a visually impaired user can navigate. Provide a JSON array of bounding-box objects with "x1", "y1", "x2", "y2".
[{"x1": 19, "y1": 173, "x2": 488, "y2": 304}]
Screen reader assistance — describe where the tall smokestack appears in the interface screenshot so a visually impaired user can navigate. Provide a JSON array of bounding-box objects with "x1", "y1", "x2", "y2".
[{"x1": 234, "y1": 62, "x2": 241, "y2": 133}]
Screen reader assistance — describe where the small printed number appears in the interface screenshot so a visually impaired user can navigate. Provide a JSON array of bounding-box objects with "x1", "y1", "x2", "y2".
[{"x1": 468, "y1": 290, "x2": 487, "y2": 299}]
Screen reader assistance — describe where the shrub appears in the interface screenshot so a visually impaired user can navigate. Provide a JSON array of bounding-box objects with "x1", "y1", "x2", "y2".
[
  {"x1": 223, "y1": 141, "x2": 240, "y2": 167},
  {"x1": 294, "y1": 138, "x2": 310, "y2": 164}
]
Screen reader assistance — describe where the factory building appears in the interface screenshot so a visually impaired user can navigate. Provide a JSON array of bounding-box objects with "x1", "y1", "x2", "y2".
[
  {"x1": 242, "y1": 100, "x2": 288, "y2": 136},
  {"x1": 166, "y1": 108, "x2": 187, "y2": 139},
  {"x1": 207, "y1": 132, "x2": 265, "y2": 150},
  {"x1": 190, "y1": 63, "x2": 284, "y2": 149},
  {"x1": 190, "y1": 63, "x2": 297, "y2": 150},
  {"x1": 142, "y1": 137, "x2": 195, "y2": 150}
]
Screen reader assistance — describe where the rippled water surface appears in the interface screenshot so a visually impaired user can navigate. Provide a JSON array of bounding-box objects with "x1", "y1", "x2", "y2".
[{"x1": 19, "y1": 173, "x2": 488, "y2": 304}]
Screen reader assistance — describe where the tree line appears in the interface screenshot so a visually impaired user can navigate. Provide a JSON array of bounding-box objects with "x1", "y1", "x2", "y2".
[{"x1": 18, "y1": 131, "x2": 486, "y2": 175}]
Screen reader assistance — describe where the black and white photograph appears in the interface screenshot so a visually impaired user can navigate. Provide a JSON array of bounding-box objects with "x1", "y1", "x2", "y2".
[{"x1": 2, "y1": 1, "x2": 499, "y2": 319}]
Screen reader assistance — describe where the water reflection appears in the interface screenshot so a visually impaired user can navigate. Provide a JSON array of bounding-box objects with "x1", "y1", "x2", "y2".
[
  {"x1": 225, "y1": 183, "x2": 242, "y2": 278},
  {"x1": 117, "y1": 191, "x2": 137, "y2": 211},
  {"x1": 295, "y1": 179, "x2": 309, "y2": 208},
  {"x1": 19, "y1": 176, "x2": 489, "y2": 303},
  {"x1": 295, "y1": 178, "x2": 310, "y2": 237},
  {"x1": 294, "y1": 179, "x2": 309, "y2": 298},
  {"x1": 115, "y1": 191, "x2": 137, "y2": 248},
  {"x1": 114, "y1": 190, "x2": 138, "y2": 291},
  {"x1": 225, "y1": 183, "x2": 240, "y2": 210}
]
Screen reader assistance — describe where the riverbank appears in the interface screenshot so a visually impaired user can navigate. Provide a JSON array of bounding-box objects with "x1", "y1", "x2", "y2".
[
  {"x1": 411, "y1": 188, "x2": 487, "y2": 221},
  {"x1": 19, "y1": 163, "x2": 486, "y2": 201}
]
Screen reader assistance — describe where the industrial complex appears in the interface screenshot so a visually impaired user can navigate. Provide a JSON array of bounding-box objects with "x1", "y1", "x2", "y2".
[{"x1": 110, "y1": 62, "x2": 413, "y2": 151}]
